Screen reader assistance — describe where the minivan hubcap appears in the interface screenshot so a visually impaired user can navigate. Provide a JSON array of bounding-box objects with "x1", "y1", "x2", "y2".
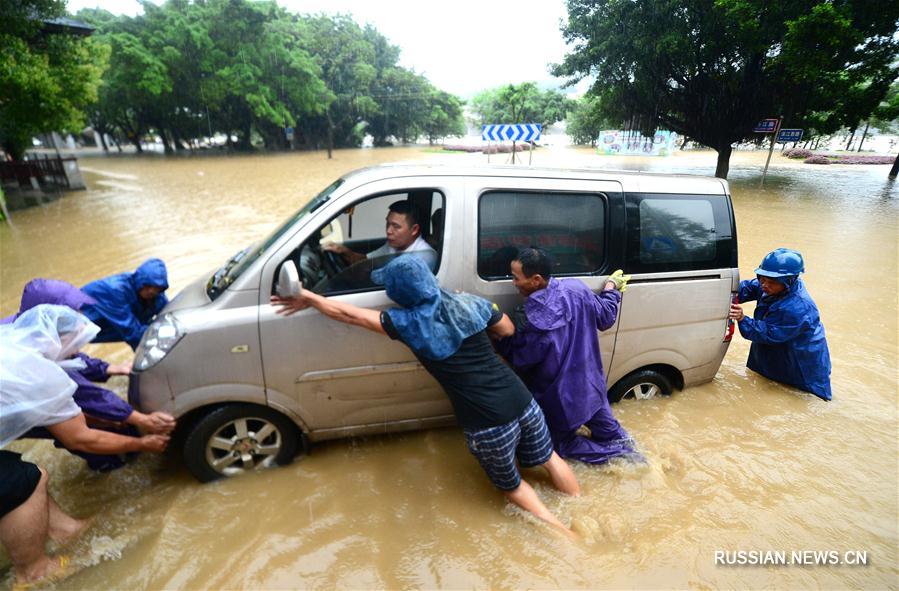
[
  {"x1": 624, "y1": 383, "x2": 661, "y2": 400},
  {"x1": 206, "y1": 417, "x2": 282, "y2": 475}
]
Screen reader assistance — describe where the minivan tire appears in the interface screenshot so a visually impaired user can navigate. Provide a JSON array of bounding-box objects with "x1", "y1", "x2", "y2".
[
  {"x1": 608, "y1": 369, "x2": 674, "y2": 403},
  {"x1": 183, "y1": 404, "x2": 304, "y2": 483}
]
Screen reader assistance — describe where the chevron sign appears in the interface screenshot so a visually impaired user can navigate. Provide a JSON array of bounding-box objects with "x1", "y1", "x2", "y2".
[{"x1": 481, "y1": 124, "x2": 542, "y2": 142}]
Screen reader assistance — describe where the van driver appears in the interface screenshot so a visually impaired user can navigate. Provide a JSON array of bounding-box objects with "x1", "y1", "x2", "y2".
[{"x1": 323, "y1": 200, "x2": 437, "y2": 270}]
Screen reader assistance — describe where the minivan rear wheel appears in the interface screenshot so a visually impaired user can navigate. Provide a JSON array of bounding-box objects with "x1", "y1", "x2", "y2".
[
  {"x1": 608, "y1": 369, "x2": 673, "y2": 403},
  {"x1": 183, "y1": 404, "x2": 305, "y2": 483}
]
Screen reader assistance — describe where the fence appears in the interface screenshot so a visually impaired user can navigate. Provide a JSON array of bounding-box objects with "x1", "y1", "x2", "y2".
[{"x1": 0, "y1": 154, "x2": 74, "y2": 189}]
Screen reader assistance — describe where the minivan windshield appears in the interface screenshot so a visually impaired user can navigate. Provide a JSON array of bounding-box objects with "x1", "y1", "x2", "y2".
[{"x1": 206, "y1": 178, "x2": 344, "y2": 299}]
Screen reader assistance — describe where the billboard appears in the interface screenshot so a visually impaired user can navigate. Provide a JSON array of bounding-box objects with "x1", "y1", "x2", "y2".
[{"x1": 597, "y1": 130, "x2": 678, "y2": 156}]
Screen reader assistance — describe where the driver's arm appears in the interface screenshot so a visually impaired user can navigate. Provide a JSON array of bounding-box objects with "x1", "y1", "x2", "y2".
[{"x1": 323, "y1": 243, "x2": 366, "y2": 265}]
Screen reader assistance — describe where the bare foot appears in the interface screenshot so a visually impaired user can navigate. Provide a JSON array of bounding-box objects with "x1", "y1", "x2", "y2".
[
  {"x1": 549, "y1": 521, "x2": 580, "y2": 542},
  {"x1": 14, "y1": 555, "x2": 69, "y2": 589},
  {"x1": 49, "y1": 516, "x2": 93, "y2": 547}
]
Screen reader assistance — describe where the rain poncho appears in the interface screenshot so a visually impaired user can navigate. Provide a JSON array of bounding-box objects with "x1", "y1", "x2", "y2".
[
  {"x1": 81, "y1": 258, "x2": 169, "y2": 349},
  {"x1": 0, "y1": 305, "x2": 99, "y2": 447},
  {"x1": 1, "y1": 278, "x2": 134, "y2": 421},
  {"x1": 0, "y1": 278, "x2": 96, "y2": 325},
  {"x1": 497, "y1": 278, "x2": 638, "y2": 464},
  {"x1": 1, "y1": 280, "x2": 138, "y2": 469},
  {"x1": 737, "y1": 278, "x2": 832, "y2": 401},
  {"x1": 372, "y1": 255, "x2": 493, "y2": 360}
]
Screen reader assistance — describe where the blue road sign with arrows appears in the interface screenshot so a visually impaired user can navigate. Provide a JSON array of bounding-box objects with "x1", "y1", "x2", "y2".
[
  {"x1": 482, "y1": 124, "x2": 542, "y2": 142},
  {"x1": 777, "y1": 129, "x2": 804, "y2": 143}
]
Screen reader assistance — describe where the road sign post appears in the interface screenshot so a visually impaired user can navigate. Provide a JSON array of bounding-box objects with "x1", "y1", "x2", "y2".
[{"x1": 759, "y1": 117, "x2": 782, "y2": 187}]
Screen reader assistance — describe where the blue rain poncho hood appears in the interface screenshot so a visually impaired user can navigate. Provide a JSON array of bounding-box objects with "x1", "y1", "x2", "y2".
[
  {"x1": 81, "y1": 258, "x2": 169, "y2": 349},
  {"x1": 372, "y1": 256, "x2": 494, "y2": 360},
  {"x1": 133, "y1": 258, "x2": 169, "y2": 291},
  {"x1": 0, "y1": 305, "x2": 100, "y2": 446}
]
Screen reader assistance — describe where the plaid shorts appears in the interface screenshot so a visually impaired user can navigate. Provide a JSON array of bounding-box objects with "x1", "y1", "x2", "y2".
[{"x1": 463, "y1": 399, "x2": 554, "y2": 491}]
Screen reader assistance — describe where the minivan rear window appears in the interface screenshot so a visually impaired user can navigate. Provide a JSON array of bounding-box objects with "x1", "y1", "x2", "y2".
[
  {"x1": 478, "y1": 191, "x2": 607, "y2": 279},
  {"x1": 625, "y1": 193, "x2": 735, "y2": 273}
]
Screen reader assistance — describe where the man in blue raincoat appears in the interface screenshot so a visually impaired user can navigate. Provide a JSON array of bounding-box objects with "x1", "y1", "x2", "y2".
[
  {"x1": 495, "y1": 247, "x2": 640, "y2": 465},
  {"x1": 81, "y1": 258, "x2": 169, "y2": 350},
  {"x1": 271, "y1": 255, "x2": 581, "y2": 535},
  {"x1": 729, "y1": 248, "x2": 832, "y2": 400}
]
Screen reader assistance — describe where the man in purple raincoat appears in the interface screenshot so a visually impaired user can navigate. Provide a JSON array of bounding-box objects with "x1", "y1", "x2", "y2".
[
  {"x1": 2, "y1": 279, "x2": 175, "y2": 470},
  {"x1": 495, "y1": 248, "x2": 640, "y2": 464}
]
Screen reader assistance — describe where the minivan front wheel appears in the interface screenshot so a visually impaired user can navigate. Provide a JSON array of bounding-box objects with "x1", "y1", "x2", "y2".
[
  {"x1": 608, "y1": 369, "x2": 673, "y2": 403},
  {"x1": 183, "y1": 404, "x2": 304, "y2": 482}
]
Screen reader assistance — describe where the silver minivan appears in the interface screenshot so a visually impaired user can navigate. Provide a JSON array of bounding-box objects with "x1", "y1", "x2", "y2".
[{"x1": 129, "y1": 164, "x2": 739, "y2": 481}]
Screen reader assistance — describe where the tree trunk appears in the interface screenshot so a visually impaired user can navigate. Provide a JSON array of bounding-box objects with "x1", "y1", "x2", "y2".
[
  {"x1": 714, "y1": 144, "x2": 732, "y2": 179},
  {"x1": 326, "y1": 111, "x2": 334, "y2": 160},
  {"x1": 3, "y1": 142, "x2": 25, "y2": 162},
  {"x1": 171, "y1": 128, "x2": 190, "y2": 152},
  {"x1": 845, "y1": 128, "x2": 856, "y2": 151},
  {"x1": 129, "y1": 133, "x2": 143, "y2": 153},
  {"x1": 857, "y1": 121, "x2": 870, "y2": 152},
  {"x1": 889, "y1": 152, "x2": 899, "y2": 179},
  {"x1": 159, "y1": 129, "x2": 174, "y2": 155}
]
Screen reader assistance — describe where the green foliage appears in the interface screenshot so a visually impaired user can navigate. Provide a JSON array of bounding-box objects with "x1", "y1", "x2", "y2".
[
  {"x1": 566, "y1": 95, "x2": 611, "y2": 146},
  {"x1": 0, "y1": 0, "x2": 107, "y2": 160},
  {"x1": 554, "y1": 0, "x2": 899, "y2": 177},
  {"x1": 73, "y1": 1, "x2": 464, "y2": 153},
  {"x1": 470, "y1": 83, "x2": 572, "y2": 130},
  {"x1": 871, "y1": 82, "x2": 899, "y2": 135}
]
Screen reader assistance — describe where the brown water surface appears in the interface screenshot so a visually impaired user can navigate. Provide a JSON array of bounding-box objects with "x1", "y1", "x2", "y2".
[{"x1": 1, "y1": 147, "x2": 897, "y2": 589}]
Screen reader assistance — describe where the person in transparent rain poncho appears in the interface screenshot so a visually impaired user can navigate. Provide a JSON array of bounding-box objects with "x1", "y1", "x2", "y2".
[
  {"x1": 0, "y1": 305, "x2": 169, "y2": 587},
  {"x1": 2, "y1": 278, "x2": 175, "y2": 471}
]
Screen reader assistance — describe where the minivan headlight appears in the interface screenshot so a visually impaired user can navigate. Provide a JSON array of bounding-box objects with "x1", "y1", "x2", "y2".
[{"x1": 134, "y1": 314, "x2": 184, "y2": 371}]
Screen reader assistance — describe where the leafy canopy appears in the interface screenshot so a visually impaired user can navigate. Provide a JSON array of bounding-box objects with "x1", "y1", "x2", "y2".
[
  {"x1": 1, "y1": 0, "x2": 107, "y2": 160},
  {"x1": 554, "y1": 0, "x2": 899, "y2": 177}
]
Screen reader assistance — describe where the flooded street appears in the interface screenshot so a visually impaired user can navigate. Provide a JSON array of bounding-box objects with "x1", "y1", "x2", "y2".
[{"x1": 1, "y1": 146, "x2": 896, "y2": 589}]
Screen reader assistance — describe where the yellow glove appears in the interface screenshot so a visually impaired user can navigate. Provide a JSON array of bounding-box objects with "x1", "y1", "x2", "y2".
[{"x1": 607, "y1": 269, "x2": 631, "y2": 293}]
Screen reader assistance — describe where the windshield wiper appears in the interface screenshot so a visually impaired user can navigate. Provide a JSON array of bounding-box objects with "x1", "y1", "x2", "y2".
[{"x1": 208, "y1": 247, "x2": 250, "y2": 294}]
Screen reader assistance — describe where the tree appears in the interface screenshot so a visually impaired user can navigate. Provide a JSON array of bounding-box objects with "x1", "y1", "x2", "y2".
[
  {"x1": 566, "y1": 95, "x2": 611, "y2": 146},
  {"x1": 422, "y1": 90, "x2": 465, "y2": 144},
  {"x1": 76, "y1": 1, "x2": 463, "y2": 155},
  {"x1": 470, "y1": 83, "x2": 571, "y2": 130},
  {"x1": 0, "y1": 0, "x2": 107, "y2": 160},
  {"x1": 554, "y1": 0, "x2": 899, "y2": 178},
  {"x1": 301, "y1": 14, "x2": 377, "y2": 157}
]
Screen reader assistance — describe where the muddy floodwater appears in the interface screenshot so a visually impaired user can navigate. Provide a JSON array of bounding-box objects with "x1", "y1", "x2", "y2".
[{"x1": 1, "y1": 146, "x2": 896, "y2": 589}]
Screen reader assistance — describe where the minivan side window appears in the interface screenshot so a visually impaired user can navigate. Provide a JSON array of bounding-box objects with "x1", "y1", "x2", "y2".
[
  {"x1": 277, "y1": 190, "x2": 444, "y2": 296},
  {"x1": 478, "y1": 191, "x2": 607, "y2": 279},
  {"x1": 625, "y1": 193, "x2": 735, "y2": 273}
]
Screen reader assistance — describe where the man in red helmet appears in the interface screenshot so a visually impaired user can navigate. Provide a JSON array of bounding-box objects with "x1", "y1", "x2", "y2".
[{"x1": 728, "y1": 248, "x2": 832, "y2": 400}]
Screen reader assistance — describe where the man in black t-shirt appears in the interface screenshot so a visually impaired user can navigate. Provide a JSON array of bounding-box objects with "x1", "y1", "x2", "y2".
[{"x1": 272, "y1": 255, "x2": 580, "y2": 535}]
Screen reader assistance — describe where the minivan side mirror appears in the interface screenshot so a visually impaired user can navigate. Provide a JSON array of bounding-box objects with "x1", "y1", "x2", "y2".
[{"x1": 277, "y1": 261, "x2": 303, "y2": 298}]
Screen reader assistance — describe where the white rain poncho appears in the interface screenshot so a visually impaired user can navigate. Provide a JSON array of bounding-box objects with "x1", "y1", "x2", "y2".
[{"x1": 0, "y1": 304, "x2": 100, "y2": 447}]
